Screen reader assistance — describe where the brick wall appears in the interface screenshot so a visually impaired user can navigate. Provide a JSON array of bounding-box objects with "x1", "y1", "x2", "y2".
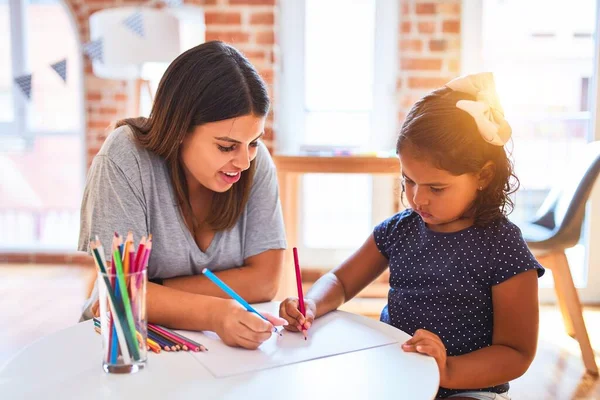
[
  {"x1": 68, "y1": 0, "x2": 278, "y2": 167},
  {"x1": 397, "y1": 0, "x2": 461, "y2": 124},
  {"x1": 77, "y1": 0, "x2": 461, "y2": 173}
]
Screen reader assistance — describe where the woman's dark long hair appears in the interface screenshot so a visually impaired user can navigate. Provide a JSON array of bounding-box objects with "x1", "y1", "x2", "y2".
[
  {"x1": 116, "y1": 41, "x2": 270, "y2": 231},
  {"x1": 396, "y1": 86, "x2": 519, "y2": 226}
]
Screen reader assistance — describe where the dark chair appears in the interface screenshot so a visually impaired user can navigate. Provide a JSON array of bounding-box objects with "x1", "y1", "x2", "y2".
[{"x1": 516, "y1": 140, "x2": 600, "y2": 375}]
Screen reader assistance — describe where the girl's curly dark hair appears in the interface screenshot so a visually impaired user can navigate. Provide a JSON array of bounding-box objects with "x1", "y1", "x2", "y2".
[{"x1": 396, "y1": 86, "x2": 519, "y2": 226}]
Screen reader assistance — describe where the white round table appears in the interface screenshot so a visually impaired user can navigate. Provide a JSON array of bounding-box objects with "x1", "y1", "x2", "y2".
[{"x1": 0, "y1": 303, "x2": 439, "y2": 400}]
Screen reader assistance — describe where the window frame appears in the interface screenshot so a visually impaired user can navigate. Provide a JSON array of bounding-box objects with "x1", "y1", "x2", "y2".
[
  {"x1": 277, "y1": 0, "x2": 399, "y2": 266},
  {"x1": 2, "y1": 0, "x2": 81, "y2": 140},
  {"x1": 461, "y1": 0, "x2": 600, "y2": 304},
  {"x1": 0, "y1": 0, "x2": 86, "y2": 253}
]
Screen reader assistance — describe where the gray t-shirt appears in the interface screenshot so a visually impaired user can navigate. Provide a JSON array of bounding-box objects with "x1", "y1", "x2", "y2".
[{"x1": 78, "y1": 126, "x2": 286, "y2": 320}]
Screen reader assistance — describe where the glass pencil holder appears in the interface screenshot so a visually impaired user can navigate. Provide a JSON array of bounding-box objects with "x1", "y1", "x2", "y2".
[{"x1": 98, "y1": 268, "x2": 148, "y2": 374}]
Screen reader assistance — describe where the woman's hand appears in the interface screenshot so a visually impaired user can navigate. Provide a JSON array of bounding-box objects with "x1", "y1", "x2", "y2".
[
  {"x1": 213, "y1": 300, "x2": 288, "y2": 350},
  {"x1": 279, "y1": 297, "x2": 316, "y2": 332},
  {"x1": 402, "y1": 329, "x2": 449, "y2": 384}
]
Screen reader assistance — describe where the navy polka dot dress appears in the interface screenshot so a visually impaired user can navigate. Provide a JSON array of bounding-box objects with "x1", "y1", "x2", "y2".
[{"x1": 373, "y1": 209, "x2": 545, "y2": 398}]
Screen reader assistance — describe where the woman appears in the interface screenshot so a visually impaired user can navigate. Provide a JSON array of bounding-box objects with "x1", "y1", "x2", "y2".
[{"x1": 79, "y1": 41, "x2": 287, "y2": 350}]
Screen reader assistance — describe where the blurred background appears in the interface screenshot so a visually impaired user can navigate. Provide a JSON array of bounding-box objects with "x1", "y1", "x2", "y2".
[{"x1": 1, "y1": 0, "x2": 600, "y2": 398}]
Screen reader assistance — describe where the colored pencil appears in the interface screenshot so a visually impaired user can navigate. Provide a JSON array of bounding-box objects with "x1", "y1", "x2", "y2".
[
  {"x1": 293, "y1": 247, "x2": 308, "y2": 340},
  {"x1": 149, "y1": 323, "x2": 208, "y2": 352},
  {"x1": 111, "y1": 237, "x2": 141, "y2": 359},
  {"x1": 149, "y1": 323, "x2": 205, "y2": 352},
  {"x1": 90, "y1": 244, "x2": 132, "y2": 364}
]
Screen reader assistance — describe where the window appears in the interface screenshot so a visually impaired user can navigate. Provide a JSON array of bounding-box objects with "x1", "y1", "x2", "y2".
[
  {"x1": 462, "y1": 0, "x2": 600, "y2": 302},
  {"x1": 279, "y1": 0, "x2": 398, "y2": 267},
  {"x1": 0, "y1": 0, "x2": 84, "y2": 251}
]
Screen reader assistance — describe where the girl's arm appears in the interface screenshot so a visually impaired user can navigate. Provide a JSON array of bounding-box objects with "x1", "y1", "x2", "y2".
[
  {"x1": 443, "y1": 269, "x2": 539, "y2": 388},
  {"x1": 407, "y1": 269, "x2": 539, "y2": 389},
  {"x1": 161, "y1": 249, "x2": 284, "y2": 303},
  {"x1": 307, "y1": 234, "x2": 389, "y2": 318}
]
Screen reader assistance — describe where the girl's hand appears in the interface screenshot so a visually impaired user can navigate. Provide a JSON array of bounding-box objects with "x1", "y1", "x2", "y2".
[
  {"x1": 279, "y1": 297, "x2": 316, "y2": 332},
  {"x1": 213, "y1": 300, "x2": 288, "y2": 350},
  {"x1": 402, "y1": 329, "x2": 448, "y2": 383}
]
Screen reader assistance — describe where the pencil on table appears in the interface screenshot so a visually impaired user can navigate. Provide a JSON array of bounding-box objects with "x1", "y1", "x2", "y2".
[
  {"x1": 149, "y1": 323, "x2": 208, "y2": 352},
  {"x1": 149, "y1": 323, "x2": 206, "y2": 352}
]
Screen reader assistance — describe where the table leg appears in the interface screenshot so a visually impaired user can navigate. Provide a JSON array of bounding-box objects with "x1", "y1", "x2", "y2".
[{"x1": 276, "y1": 172, "x2": 299, "y2": 300}]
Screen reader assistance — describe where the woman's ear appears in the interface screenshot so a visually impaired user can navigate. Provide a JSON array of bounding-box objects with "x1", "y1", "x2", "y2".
[{"x1": 478, "y1": 161, "x2": 495, "y2": 190}]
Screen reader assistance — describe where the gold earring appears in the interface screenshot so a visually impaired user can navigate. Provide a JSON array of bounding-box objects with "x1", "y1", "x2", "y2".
[{"x1": 479, "y1": 186, "x2": 483, "y2": 191}]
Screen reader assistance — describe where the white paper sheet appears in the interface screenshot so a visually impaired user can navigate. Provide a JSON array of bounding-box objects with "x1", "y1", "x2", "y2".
[{"x1": 180, "y1": 311, "x2": 398, "y2": 378}]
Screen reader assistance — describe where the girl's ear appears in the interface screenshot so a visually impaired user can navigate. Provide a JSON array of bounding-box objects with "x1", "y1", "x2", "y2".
[{"x1": 478, "y1": 161, "x2": 495, "y2": 190}]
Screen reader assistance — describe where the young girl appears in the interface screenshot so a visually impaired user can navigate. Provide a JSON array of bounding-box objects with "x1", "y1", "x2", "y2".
[{"x1": 280, "y1": 73, "x2": 544, "y2": 399}]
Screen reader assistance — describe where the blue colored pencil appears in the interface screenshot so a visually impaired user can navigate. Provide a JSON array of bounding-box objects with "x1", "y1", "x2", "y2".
[{"x1": 201, "y1": 268, "x2": 280, "y2": 334}]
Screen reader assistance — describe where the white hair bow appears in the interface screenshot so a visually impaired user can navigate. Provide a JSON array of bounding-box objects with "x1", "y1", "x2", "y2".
[{"x1": 445, "y1": 72, "x2": 512, "y2": 146}]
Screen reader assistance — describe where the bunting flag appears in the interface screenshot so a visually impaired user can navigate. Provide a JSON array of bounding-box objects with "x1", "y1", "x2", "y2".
[
  {"x1": 50, "y1": 59, "x2": 67, "y2": 83},
  {"x1": 83, "y1": 39, "x2": 104, "y2": 63},
  {"x1": 123, "y1": 10, "x2": 144, "y2": 37},
  {"x1": 14, "y1": 74, "x2": 32, "y2": 100}
]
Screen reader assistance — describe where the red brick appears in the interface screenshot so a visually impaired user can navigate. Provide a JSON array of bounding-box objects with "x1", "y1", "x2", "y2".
[
  {"x1": 243, "y1": 49, "x2": 267, "y2": 59},
  {"x1": 418, "y1": 21, "x2": 436, "y2": 34},
  {"x1": 259, "y1": 68, "x2": 274, "y2": 85},
  {"x1": 442, "y1": 20, "x2": 460, "y2": 33},
  {"x1": 87, "y1": 93, "x2": 101, "y2": 101},
  {"x1": 437, "y1": 3, "x2": 461, "y2": 15},
  {"x1": 255, "y1": 30, "x2": 275, "y2": 45},
  {"x1": 250, "y1": 11, "x2": 274, "y2": 25},
  {"x1": 205, "y1": 30, "x2": 250, "y2": 44},
  {"x1": 402, "y1": 58, "x2": 442, "y2": 70},
  {"x1": 408, "y1": 76, "x2": 450, "y2": 89},
  {"x1": 204, "y1": 11, "x2": 242, "y2": 25},
  {"x1": 429, "y1": 39, "x2": 447, "y2": 52},
  {"x1": 229, "y1": 0, "x2": 275, "y2": 5},
  {"x1": 399, "y1": 39, "x2": 423, "y2": 52},
  {"x1": 99, "y1": 107, "x2": 118, "y2": 115},
  {"x1": 415, "y1": 3, "x2": 435, "y2": 14},
  {"x1": 400, "y1": 21, "x2": 411, "y2": 34}
]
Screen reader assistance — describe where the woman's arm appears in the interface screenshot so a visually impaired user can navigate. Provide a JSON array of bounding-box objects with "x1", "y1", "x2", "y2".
[
  {"x1": 306, "y1": 234, "x2": 389, "y2": 318},
  {"x1": 436, "y1": 269, "x2": 540, "y2": 388},
  {"x1": 161, "y1": 249, "x2": 284, "y2": 303},
  {"x1": 147, "y1": 282, "x2": 224, "y2": 330}
]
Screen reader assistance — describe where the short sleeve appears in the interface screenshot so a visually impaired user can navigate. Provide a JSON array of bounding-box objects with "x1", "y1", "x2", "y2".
[
  {"x1": 243, "y1": 142, "x2": 287, "y2": 260},
  {"x1": 490, "y1": 222, "x2": 545, "y2": 285},
  {"x1": 373, "y1": 209, "x2": 413, "y2": 259},
  {"x1": 78, "y1": 155, "x2": 149, "y2": 262}
]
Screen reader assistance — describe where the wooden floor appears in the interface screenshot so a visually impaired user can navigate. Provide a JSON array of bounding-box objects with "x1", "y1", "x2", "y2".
[{"x1": 0, "y1": 264, "x2": 599, "y2": 399}]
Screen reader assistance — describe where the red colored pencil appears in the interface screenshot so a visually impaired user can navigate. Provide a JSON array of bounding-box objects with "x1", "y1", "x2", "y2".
[{"x1": 293, "y1": 247, "x2": 308, "y2": 339}]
